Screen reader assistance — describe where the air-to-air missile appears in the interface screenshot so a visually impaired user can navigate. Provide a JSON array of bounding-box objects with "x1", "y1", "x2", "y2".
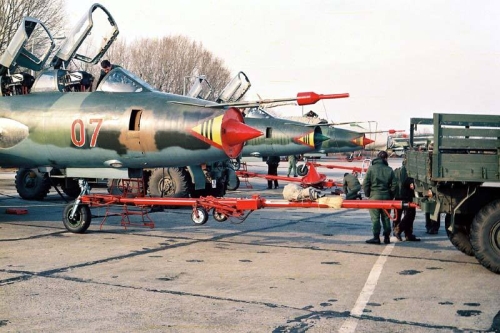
[{"x1": 0, "y1": 5, "x2": 348, "y2": 199}]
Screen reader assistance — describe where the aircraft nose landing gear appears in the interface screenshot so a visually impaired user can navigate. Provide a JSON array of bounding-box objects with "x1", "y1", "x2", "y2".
[{"x1": 62, "y1": 180, "x2": 92, "y2": 233}]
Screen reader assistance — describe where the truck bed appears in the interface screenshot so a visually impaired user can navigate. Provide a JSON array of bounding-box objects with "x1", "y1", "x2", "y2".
[{"x1": 406, "y1": 113, "x2": 500, "y2": 183}]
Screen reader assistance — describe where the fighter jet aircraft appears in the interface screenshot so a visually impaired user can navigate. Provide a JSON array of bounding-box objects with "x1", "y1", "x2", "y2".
[
  {"x1": 0, "y1": 6, "x2": 263, "y2": 199},
  {"x1": 0, "y1": 5, "x2": 344, "y2": 200},
  {"x1": 243, "y1": 107, "x2": 373, "y2": 156}
]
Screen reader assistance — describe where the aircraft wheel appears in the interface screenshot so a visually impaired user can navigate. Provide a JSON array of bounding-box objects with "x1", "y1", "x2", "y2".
[
  {"x1": 62, "y1": 203, "x2": 91, "y2": 233},
  {"x1": 61, "y1": 179, "x2": 81, "y2": 198},
  {"x1": 231, "y1": 158, "x2": 241, "y2": 171},
  {"x1": 191, "y1": 207, "x2": 208, "y2": 225},
  {"x1": 149, "y1": 168, "x2": 189, "y2": 198},
  {"x1": 213, "y1": 210, "x2": 228, "y2": 222},
  {"x1": 227, "y1": 176, "x2": 240, "y2": 191},
  {"x1": 297, "y1": 164, "x2": 308, "y2": 176},
  {"x1": 445, "y1": 214, "x2": 474, "y2": 256},
  {"x1": 107, "y1": 179, "x2": 143, "y2": 197},
  {"x1": 471, "y1": 200, "x2": 500, "y2": 274},
  {"x1": 15, "y1": 168, "x2": 51, "y2": 200}
]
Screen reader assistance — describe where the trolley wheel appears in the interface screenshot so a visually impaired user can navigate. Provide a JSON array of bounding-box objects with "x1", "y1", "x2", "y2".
[
  {"x1": 62, "y1": 203, "x2": 91, "y2": 233},
  {"x1": 297, "y1": 164, "x2": 308, "y2": 176},
  {"x1": 213, "y1": 210, "x2": 228, "y2": 222},
  {"x1": 191, "y1": 207, "x2": 208, "y2": 225}
]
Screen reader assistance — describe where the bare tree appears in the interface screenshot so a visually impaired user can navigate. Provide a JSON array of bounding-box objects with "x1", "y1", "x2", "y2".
[
  {"x1": 103, "y1": 35, "x2": 232, "y2": 99},
  {"x1": 0, "y1": 0, "x2": 65, "y2": 54}
]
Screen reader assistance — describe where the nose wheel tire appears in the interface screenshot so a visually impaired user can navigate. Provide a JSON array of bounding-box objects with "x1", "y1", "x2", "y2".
[
  {"x1": 62, "y1": 203, "x2": 91, "y2": 233},
  {"x1": 297, "y1": 164, "x2": 308, "y2": 176}
]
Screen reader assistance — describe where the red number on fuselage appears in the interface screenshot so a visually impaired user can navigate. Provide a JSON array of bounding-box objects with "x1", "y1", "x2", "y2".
[
  {"x1": 89, "y1": 119, "x2": 103, "y2": 147},
  {"x1": 71, "y1": 119, "x2": 103, "y2": 147},
  {"x1": 71, "y1": 119, "x2": 85, "y2": 147}
]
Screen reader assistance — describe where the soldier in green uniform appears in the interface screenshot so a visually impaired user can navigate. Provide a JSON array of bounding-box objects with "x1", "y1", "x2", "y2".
[
  {"x1": 362, "y1": 151, "x2": 397, "y2": 244},
  {"x1": 287, "y1": 155, "x2": 298, "y2": 177},
  {"x1": 343, "y1": 172, "x2": 362, "y2": 200}
]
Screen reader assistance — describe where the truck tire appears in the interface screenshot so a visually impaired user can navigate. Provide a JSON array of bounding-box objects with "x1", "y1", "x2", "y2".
[
  {"x1": 471, "y1": 200, "x2": 500, "y2": 274},
  {"x1": 15, "y1": 168, "x2": 51, "y2": 200},
  {"x1": 148, "y1": 168, "x2": 189, "y2": 198},
  {"x1": 445, "y1": 214, "x2": 474, "y2": 257},
  {"x1": 61, "y1": 179, "x2": 81, "y2": 198},
  {"x1": 107, "y1": 179, "x2": 144, "y2": 197}
]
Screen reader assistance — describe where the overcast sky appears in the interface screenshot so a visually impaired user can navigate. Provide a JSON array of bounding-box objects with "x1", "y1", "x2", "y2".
[{"x1": 64, "y1": 0, "x2": 500, "y2": 132}]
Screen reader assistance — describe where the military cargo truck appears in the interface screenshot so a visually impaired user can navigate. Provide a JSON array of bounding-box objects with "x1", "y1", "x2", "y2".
[{"x1": 405, "y1": 113, "x2": 500, "y2": 274}]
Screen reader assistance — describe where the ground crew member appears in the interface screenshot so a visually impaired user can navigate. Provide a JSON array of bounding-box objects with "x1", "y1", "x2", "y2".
[
  {"x1": 362, "y1": 151, "x2": 396, "y2": 244},
  {"x1": 392, "y1": 162, "x2": 407, "y2": 236},
  {"x1": 343, "y1": 172, "x2": 362, "y2": 200},
  {"x1": 287, "y1": 155, "x2": 298, "y2": 177},
  {"x1": 395, "y1": 175, "x2": 420, "y2": 241},
  {"x1": 266, "y1": 155, "x2": 280, "y2": 189}
]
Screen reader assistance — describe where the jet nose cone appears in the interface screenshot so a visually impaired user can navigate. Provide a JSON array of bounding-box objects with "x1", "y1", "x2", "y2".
[
  {"x1": 223, "y1": 119, "x2": 262, "y2": 151},
  {"x1": 362, "y1": 137, "x2": 375, "y2": 146},
  {"x1": 351, "y1": 135, "x2": 374, "y2": 147},
  {"x1": 295, "y1": 128, "x2": 330, "y2": 149},
  {"x1": 190, "y1": 107, "x2": 262, "y2": 158},
  {"x1": 316, "y1": 133, "x2": 330, "y2": 144}
]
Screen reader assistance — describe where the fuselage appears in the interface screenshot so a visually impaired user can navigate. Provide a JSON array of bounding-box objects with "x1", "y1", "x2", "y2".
[
  {"x1": 318, "y1": 126, "x2": 370, "y2": 153},
  {"x1": 242, "y1": 118, "x2": 326, "y2": 157},
  {"x1": 0, "y1": 91, "x2": 239, "y2": 169}
]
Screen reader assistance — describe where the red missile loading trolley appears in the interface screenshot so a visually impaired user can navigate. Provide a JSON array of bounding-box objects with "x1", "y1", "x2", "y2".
[
  {"x1": 235, "y1": 161, "x2": 339, "y2": 190},
  {"x1": 61, "y1": 178, "x2": 417, "y2": 233}
]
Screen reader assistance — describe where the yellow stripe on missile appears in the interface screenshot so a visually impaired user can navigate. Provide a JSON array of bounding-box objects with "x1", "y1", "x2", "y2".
[
  {"x1": 191, "y1": 114, "x2": 224, "y2": 147},
  {"x1": 296, "y1": 131, "x2": 315, "y2": 147}
]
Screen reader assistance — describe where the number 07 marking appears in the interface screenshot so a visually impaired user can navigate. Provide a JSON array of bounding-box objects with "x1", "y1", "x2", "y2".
[{"x1": 71, "y1": 118, "x2": 103, "y2": 147}]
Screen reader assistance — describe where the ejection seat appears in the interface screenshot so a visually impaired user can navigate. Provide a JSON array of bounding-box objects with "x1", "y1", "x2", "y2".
[
  {"x1": 31, "y1": 69, "x2": 94, "y2": 93},
  {"x1": 0, "y1": 71, "x2": 35, "y2": 96},
  {"x1": 60, "y1": 70, "x2": 94, "y2": 92}
]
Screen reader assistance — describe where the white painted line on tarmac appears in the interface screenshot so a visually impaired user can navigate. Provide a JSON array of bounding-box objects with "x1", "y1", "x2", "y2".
[{"x1": 338, "y1": 242, "x2": 395, "y2": 333}]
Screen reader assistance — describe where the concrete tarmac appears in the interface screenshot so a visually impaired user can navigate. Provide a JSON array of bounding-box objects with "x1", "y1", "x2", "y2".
[{"x1": 1, "y1": 158, "x2": 499, "y2": 332}]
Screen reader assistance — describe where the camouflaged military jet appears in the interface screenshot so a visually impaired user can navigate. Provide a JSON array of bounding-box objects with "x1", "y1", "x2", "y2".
[
  {"x1": 0, "y1": 5, "x2": 345, "y2": 200},
  {"x1": 242, "y1": 107, "x2": 371, "y2": 158},
  {"x1": 0, "y1": 5, "x2": 264, "y2": 199}
]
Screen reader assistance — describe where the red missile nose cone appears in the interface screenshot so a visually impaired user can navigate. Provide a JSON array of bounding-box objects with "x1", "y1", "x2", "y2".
[
  {"x1": 296, "y1": 92, "x2": 350, "y2": 106},
  {"x1": 222, "y1": 108, "x2": 263, "y2": 158}
]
